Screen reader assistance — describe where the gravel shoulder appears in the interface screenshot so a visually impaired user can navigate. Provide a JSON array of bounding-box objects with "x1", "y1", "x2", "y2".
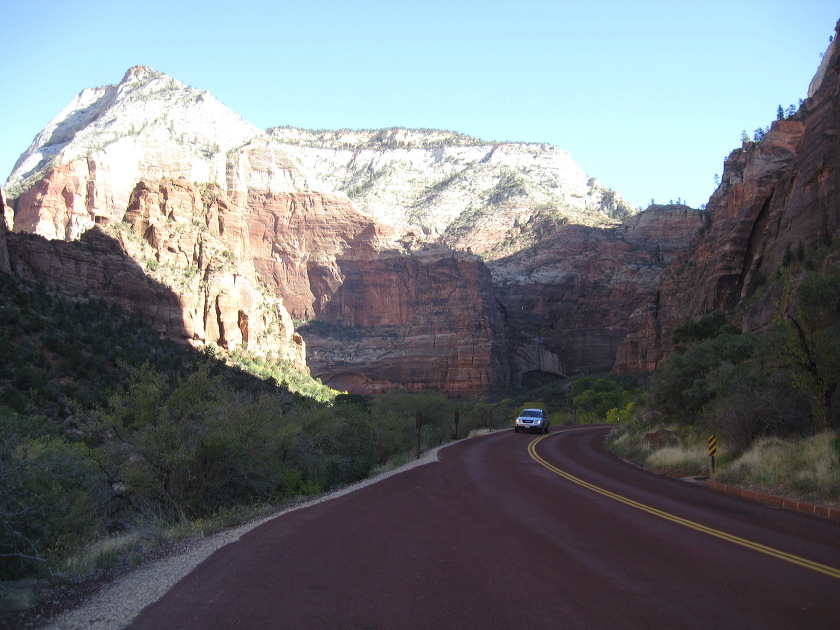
[{"x1": 28, "y1": 446, "x2": 447, "y2": 630}]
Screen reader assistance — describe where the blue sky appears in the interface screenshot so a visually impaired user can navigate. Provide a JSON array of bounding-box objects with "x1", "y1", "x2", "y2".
[{"x1": 1, "y1": 1, "x2": 836, "y2": 209}]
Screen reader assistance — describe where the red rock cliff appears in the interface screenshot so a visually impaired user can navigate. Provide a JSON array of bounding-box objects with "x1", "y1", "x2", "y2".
[
  {"x1": 617, "y1": 20, "x2": 840, "y2": 371},
  {"x1": 6, "y1": 178, "x2": 306, "y2": 370},
  {"x1": 301, "y1": 246, "x2": 509, "y2": 394},
  {"x1": 490, "y1": 205, "x2": 705, "y2": 385}
]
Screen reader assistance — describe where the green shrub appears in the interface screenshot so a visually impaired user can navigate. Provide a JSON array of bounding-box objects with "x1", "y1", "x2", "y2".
[
  {"x1": 648, "y1": 330, "x2": 760, "y2": 420},
  {"x1": 0, "y1": 436, "x2": 109, "y2": 579},
  {"x1": 604, "y1": 424, "x2": 652, "y2": 466},
  {"x1": 702, "y1": 359, "x2": 811, "y2": 452},
  {"x1": 605, "y1": 401, "x2": 638, "y2": 424}
]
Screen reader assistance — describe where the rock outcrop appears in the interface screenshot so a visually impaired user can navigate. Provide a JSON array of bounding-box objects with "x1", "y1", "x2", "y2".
[
  {"x1": 5, "y1": 177, "x2": 306, "y2": 370},
  {"x1": 0, "y1": 188, "x2": 12, "y2": 274},
  {"x1": 12, "y1": 162, "x2": 97, "y2": 239},
  {"x1": 490, "y1": 205, "x2": 705, "y2": 385},
  {"x1": 270, "y1": 127, "x2": 638, "y2": 259},
  {"x1": 301, "y1": 246, "x2": 508, "y2": 393},
  {"x1": 120, "y1": 177, "x2": 307, "y2": 367},
  {"x1": 617, "y1": 20, "x2": 840, "y2": 371}
]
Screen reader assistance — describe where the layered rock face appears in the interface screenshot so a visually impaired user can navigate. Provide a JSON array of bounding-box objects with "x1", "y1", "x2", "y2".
[
  {"x1": 617, "y1": 21, "x2": 840, "y2": 371},
  {"x1": 269, "y1": 127, "x2": 638, "y2": 259},
  {"x1": 301, "y1": 246, "x2": 508, "y2": 393},
  {"x1": 0, "y1": 188, "x2": 12, "y2": 274},
  {"x1": 490, "y1": 205, "x2": 705, "y2": 385},
  {"x1": 5, "y1": 177, "x2": 306, "y2": 370},
  {"x1": 233, "y1": 189, "x2": 393, "y2": 320},
  {"x1": 8, "y1": 68, "x2": 636, "y2": 256},
  {"x1": 4, "y1": 65, "x2": 646, "y2": 393}
]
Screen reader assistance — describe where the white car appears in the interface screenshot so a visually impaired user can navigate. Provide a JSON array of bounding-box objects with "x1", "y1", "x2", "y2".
[{"x1": 514, "y1": 408, "x2": 550, "y2": 434}]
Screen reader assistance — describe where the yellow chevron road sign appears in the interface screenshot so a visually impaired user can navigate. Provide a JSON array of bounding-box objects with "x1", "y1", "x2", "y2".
[{"x1": 708, "y1": 434, "x2": 717, "y2": 456}]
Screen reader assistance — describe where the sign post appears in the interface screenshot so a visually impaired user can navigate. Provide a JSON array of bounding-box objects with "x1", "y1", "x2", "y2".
[
  {"x1": 416, "y1": 410, "x2": 422, "y2": 459},
  {"x1": 708, "y1": 434, "x2": 717, "y2": 474}
]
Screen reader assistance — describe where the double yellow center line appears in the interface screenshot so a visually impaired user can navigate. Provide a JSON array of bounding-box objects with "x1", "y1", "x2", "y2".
[{"x1": 528, "y1": 432, "x2": 840, "y2": 579}]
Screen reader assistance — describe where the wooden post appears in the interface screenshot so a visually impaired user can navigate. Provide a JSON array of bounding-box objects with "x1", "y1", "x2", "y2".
[{"x1": 416, "y1": 410, "x2": 422, "y2": 459}]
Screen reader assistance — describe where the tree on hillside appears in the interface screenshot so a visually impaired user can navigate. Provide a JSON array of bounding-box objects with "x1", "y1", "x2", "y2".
[
  {"x1": 773, "y1": 271, "x2": 840, "y2": 430},
  {"x1": 672, "y1": 311, "x2": 739, "y2": 347}
]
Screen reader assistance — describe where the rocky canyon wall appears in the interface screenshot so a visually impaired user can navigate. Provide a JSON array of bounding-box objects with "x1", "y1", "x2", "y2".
[
  {"x1": 5, "y1": 27, "x2": 839, "y2": 397},
  {"x1": 3, "y1": 178, "x2": 307, "y2": 370},
  {"x1": 301, "y1": 246, "x2": 508, "y2": 394},
  {"x1": 490, "y1": 205, "x2": 705, "y2": 385},
  {"x1": 616, "y1": 20, "x2": 840, "y2": 371}
]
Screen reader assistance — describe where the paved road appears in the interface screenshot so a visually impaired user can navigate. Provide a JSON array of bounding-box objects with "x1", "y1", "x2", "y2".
[{"x1": 126, "y1": 426, "x2": 840, "y2": 629}]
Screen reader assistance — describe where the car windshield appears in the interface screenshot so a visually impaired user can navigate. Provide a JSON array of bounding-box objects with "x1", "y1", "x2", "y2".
[{"x1": 521, "y1": 410, "x2": 542, "y2": 417}]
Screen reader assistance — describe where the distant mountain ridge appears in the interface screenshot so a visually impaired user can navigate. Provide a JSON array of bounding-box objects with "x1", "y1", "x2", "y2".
[
  {"x1": 4, "y1": 19, "x2": 838, "y2": 396},
  {"x1": 4, "y1": 65, "x2": 636, "y2": 255},
  {"x1": 0, "y1": 65, "x2": 715, "y2": 391},
  {"x1": 269, "y1": 126, "x2": 636, "y2": 259}
]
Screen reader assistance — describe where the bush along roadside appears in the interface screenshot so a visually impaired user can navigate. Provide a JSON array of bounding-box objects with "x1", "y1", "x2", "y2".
[
  {"x1": 0, "y1": 275, "x2": 512, "y2": 600},
  {"x1": 604, "y1": 270, "x2": 840, "y2": 509},
  {"x1": 604, "y1": 422, "x2": 840, "y2": 509}
]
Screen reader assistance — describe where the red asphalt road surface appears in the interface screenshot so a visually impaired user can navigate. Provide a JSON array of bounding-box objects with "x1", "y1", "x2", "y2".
[{"x1": 126, "y1": 426, "x2": 840, "y2": 629}]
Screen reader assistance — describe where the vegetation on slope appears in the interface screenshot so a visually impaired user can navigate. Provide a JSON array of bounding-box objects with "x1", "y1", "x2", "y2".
[
  {"x1": 605, "y1": 256, "x2": 840, "y2": 503},
  {"x1": 0, "y1": 274, "x2": 507, "y2": 598}
]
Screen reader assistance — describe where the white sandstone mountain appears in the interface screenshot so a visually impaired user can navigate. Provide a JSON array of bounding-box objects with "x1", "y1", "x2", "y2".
[
  {"x1": 5, "y1": 65, "x2": 637, "y2": 254},
  {"x1": 270, "y1": 127, "x2": 637, "y2": 258},
  {"x1": 7, "y1": 66, "x2": 267, "y2": 199}
]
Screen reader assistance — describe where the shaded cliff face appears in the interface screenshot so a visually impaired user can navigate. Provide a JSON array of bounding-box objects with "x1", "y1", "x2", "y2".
[
  {"x1": 299, "y1": 247, "x2": 508, "y2": 394},
  {"x1": 0, "y1": 188, "x2": 12, "y2": 274},
  {"x1": 3, "y1": 177, "x2": 306, "y2": 370},
  {"x1": 490, "y1": 205, "x2": 705, "y2": 385},
  {"x1": 6, "y1": 226, "x2": 191, "y2": 339},
  {"x1": 617, "y1": 22, "x2": 840, "y2": 371},
  {"x1": 233, "y1": 189, "x2": 393, "y2": 320},
  {"x1": 4, "y1": 169, "x2": 505, "y2": 393}
]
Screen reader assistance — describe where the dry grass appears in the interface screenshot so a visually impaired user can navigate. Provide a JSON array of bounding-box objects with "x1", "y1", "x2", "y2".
[
  {"x1": 717, "y1": 431, "x2": 840, "y2": 502},
  {"x1": 62, "y1": 533, "x2": 143, "y2": 577},
  {"x1": 645, "y1": 441, "x2": 710, "y2": 477}
]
